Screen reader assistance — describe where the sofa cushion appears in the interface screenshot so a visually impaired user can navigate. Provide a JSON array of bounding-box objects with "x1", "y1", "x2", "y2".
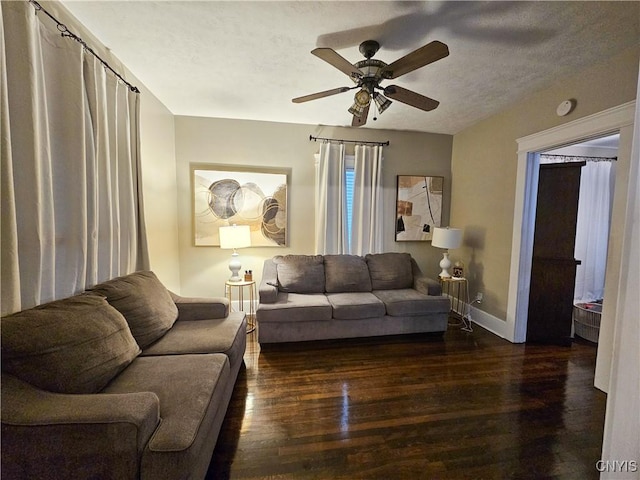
[
  {"x1": 1, "y1": 294, "x2": 140, "y2": 394},
  {"x1": 373, "y1": 289, "x2": 451, "y2": 317},
  {"x1": 141, "y1": 313, "x2": 246, "y2": 370},
  {"x1": 102, "y1": 354, "x2": 229, "y2": 478},
  {"x1": 257, "y1": 293, "x2": 332, "y2": 323},
  {"x1": 366, "y1": 253, "x2": 413, "y2": 290},
  {"x1": 273, "y1": 255, "x2": 325, "y2": 293},
  {"x1": 326, "y1": 292, "x2": 385, "y2": 320},
  {"x1": 324, "y1": 255, "x2": 372, "y2": 293},
  {"x1": 90, "y1": 271, "x2": 178, "y2": 348}
]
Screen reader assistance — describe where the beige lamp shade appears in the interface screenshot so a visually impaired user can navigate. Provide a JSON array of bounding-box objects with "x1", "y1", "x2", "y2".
[
  {"x1": 219, "y1": 224, "x2": 251, "y2": 250},
  {"x1": 219, "y1": 225, "x2": 251, "y2": 282},
  {"x1": 432, "y1": 227, "x2": 463, "y2": 278},
  {"x1": 432, "y1": 227, "x2": 463, "y2": 250}
]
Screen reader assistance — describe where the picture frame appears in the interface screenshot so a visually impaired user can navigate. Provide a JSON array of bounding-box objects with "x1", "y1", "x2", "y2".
[
  {"x1": 192, "y1": 164, "x2": 289, "y2": 247},
  {"x1": 395, "y1": 175, "x2": 443, "y2": 242}
]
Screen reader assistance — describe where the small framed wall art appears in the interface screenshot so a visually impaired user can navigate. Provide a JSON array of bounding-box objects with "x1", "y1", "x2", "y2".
[
  {"x1": 192, "y1": 164, "x2": 289, "y2": 247},
  {"x1": 395, "y1": 175, "x2": 443, "y2": 242}
]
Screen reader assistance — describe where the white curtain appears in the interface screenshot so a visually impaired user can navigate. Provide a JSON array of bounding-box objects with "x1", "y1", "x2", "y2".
[
  {"x1": 351, "y1": 144, "x2": 383, "y2": 255},
  {"x1": 573, "y1": 160, "x2": 615, "y2": 302},
  {"x1": 314, "y1": 141, "x2": 347, "y2": 254},
  {"x1": 314, "y1": 141, "x2": 384, "y2": 255},
  {"x1": 1, "y1": 1, "x2": 149, "y2": 315}
]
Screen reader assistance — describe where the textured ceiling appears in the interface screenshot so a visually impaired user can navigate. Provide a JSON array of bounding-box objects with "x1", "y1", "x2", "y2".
[{"x1": 61, "y1": 1, "x2": 639, "y2": 134}]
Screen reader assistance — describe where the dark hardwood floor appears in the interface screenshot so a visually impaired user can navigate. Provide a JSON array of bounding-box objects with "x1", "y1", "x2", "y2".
[{"x1": 207, "y1": 322, "x2": 605, "y2": 480}]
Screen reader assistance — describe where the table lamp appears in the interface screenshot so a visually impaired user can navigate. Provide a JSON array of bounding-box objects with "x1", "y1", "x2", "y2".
[
  {"x1": 219, "y1": 224, "x2": 251, "y2": 282},
  {"x1": 432, "y1": 227, "x2": 463, "y2": 278}
]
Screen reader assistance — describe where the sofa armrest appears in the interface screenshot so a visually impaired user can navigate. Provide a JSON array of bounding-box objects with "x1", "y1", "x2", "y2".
[
  {"x1": 410, "y1": 258, "x2": 442, "y2": 295},
  {"x1": 1, "y1": 373, "x2": 159, "y2": 479},
  {"x1": 414, "y1": 275, "x2": 442, "y2": 296},
  {"x1": 170, "y1": 291, "x2": 230, "y2": 320},
  {"x1": 258, "y1": 259, "x2": 279, "y2": 304}
]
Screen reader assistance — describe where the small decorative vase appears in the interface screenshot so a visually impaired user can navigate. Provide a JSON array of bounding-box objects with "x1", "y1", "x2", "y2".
[{"x1": 453, "y1": 261, "x2": 464, "y2": 278}]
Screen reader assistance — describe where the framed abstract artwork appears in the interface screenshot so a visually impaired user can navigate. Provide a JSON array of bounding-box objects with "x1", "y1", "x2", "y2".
[
  {"x1": 395, "y1": 175, "x2": 443, "y2": 242},
  {"x1": 192, "y1": 165, "x2": 289, "y2": 247}
]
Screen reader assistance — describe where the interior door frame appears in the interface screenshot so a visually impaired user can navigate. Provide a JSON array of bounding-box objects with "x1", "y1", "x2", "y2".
[{"x1": 507, "y1": 101, "x2": 636, "y2": 344}]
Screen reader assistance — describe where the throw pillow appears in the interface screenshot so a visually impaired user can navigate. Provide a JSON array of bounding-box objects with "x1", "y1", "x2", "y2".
[
  {"x1": 90, "y1": 271, "x2": 178, "y2": 348},
  {"x1": 366, "y1": 252, "x2": 414, "y2": 290},
  {"x1": 324, "y1": 255, "x2": 372, "y2": 292},
  {"x1": 1, "y1": 294, "x2": 140, "y2": 394},
  {"x1": 273, "y1": 255, "x2": 325, "y2": 293}
]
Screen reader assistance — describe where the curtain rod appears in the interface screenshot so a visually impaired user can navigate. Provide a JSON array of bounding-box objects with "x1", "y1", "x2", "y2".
[
  {"x1": 28, "y1": 0, "x2": 140, "y2": 93},
  {"x1": 541, "y1": 154, "x2": 617, "y2": 162},
  {"x1": 309, "y1": 135, "x2": 389, "y2": 147}
]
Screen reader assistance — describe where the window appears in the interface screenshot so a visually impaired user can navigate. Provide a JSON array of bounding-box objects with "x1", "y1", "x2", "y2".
[
  {"x1": 315, "y1": 145, "x2": 382, "y2": 255},
  {"x1": 345, "y1": 157, "x2": 355, "y2": 253}
]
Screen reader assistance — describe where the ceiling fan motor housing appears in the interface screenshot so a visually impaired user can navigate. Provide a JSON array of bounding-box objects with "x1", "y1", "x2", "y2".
[
  {"x1": 354, "y1": 59, "x2": 387, "y2": 90},
  {"x1": 359, "y1": 40, "x2": 380, "y2": 59}
]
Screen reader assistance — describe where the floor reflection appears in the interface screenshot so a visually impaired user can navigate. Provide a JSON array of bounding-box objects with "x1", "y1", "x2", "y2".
[{"x1": 208, "y1": 328, "x2": 605, "y2": 479}]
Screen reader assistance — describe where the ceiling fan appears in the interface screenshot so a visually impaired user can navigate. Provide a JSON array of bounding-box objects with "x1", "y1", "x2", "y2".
[{"x1": 292, "y1": 39, "x2": 449, "y2": 127}]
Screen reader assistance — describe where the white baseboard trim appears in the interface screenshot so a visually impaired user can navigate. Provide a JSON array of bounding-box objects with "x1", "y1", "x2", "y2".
[
  {"x1": 468, "y1": 306, "x2": 514, "y2": 341},
  {"x1": 434, "y1": 293, "x2": 512, "y2": 342}
]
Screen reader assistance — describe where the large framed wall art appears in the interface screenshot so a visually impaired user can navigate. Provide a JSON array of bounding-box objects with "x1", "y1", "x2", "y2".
[
  {"x1": 192, "y1": 165, "x2": 289, "y2": 247},
  {"x1": 395, "y1": 175, "x2": 443, "y2": 242}
]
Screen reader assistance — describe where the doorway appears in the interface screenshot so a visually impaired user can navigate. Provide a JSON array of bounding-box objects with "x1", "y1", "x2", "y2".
[
  {"x1": 525, "y1": 135, "x2": 618, "y2": 344},
  {"x1": 507, "y1": 101, "x2": 635, "y2": 393}
]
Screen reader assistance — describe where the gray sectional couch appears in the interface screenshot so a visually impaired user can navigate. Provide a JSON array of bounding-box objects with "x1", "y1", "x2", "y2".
[
  {"x1": 257, "y1": 253, "x2": 451, "y2": 343},
  {"x1": 1, "y1": 271, "x2": 246, "y2": 480}
]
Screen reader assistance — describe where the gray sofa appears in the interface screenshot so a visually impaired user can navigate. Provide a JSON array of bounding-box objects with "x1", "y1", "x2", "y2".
[
  {"x1": 257, "y1": 253, "x2": 450, "y2": 343},
  {"x1": 1, "y1": 271, "x2": 246, "y2": 480}
]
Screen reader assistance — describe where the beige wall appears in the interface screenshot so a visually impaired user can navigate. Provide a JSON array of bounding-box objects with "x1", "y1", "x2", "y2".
[
  {"x1": 174, "y1": 117, "x2": 452, "y2": 298},
  {"x1": 450, "y1": 46, "x2": 640, "y2": 321},
  {"x1": 138, "y1": 86, "x2": 181, "y2": 292}
]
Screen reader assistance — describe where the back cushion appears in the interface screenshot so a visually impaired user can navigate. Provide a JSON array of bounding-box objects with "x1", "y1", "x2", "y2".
[
  {"x1": 324, "y1": 255, "x2": 372, "y2": 293},
  {"x1": 273, "y1": 255, "x2": 325, "y2": 293},
  {"x1": 1, "y1": 294, "x2": 140, "y2": 394},
  {"x1": 366, "y1": 252, "x2": 414, "y2": 290},
  {"x1": 90, "y1": 271, "x2": 178, "y2": 348}
]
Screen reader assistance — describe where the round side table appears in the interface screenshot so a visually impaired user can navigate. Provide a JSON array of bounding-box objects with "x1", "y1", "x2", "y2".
[
  {"x1": 439, "y1": 277, "x2": 472, "y2": 332},
  {"x1": 225, "y1": 280, "x2": 256, "y2": 334}
]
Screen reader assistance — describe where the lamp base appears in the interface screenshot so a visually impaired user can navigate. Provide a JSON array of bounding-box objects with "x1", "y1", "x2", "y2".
[
  {"x1": 228, "y1": 252, "x2": 242, "y2": 282},
  {"x1": 438, "y1": 251, "x2": 452, "y2": 278}
]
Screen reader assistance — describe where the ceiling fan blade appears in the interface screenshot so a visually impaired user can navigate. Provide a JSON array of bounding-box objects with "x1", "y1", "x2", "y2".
[
  {"x1": 312, "y1": 47, "x2": 364, "y2": 79},
  {"x1": 352, "y1": 104, "x2": 370, "y2": 127},
  {"x1": 380, "y1": 41, "x2": 449, "y2": 79},
  {"x1": 292, "y1": 86, "x2": 352, "y2": 103},
  {"x1": 383, "y1": 85, "x2": 440, "y2": 111}
]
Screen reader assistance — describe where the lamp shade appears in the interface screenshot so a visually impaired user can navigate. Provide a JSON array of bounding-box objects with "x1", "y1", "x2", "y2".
[
  {"x1": 373, "y1": 92, "x2": 392, "y2": 114},
  {"x1": 219, "y1": 224, "x2": 251, "y2": 250},
  {"x1": 432, "y1": 227, "x2": 463, "y2": 250}
]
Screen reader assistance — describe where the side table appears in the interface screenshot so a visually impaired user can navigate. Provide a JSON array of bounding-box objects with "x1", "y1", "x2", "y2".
[
  {"x1": 439, "y1": 277, "x2": 473, "y2": 332},
  {"x1": 225, "y1": 280, "x2": 256, "y2": 334}
]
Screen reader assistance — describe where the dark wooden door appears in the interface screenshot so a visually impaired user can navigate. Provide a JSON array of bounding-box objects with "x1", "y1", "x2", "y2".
[{"x1": 527, "y1": 162, "x2": 585, "y2": 344}]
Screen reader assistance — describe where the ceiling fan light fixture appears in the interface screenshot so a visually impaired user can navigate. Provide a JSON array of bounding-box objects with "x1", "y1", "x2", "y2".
[
  {"x1": 373, "y1": 92, "x2": 392, "y2": 114},
  {"x1": 354, "y1": 88, "x2": 371, "y2": 107},
  {"x1": 348, "y1": 102, "x2": 365, "y2": 118}
]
